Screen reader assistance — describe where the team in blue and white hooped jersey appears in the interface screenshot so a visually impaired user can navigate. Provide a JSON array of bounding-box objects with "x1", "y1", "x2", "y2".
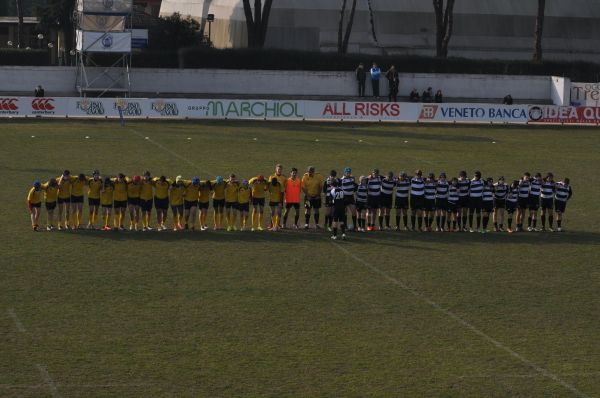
[{"x1": 325, "y1": 168, "x2": 572, "y2": 236}]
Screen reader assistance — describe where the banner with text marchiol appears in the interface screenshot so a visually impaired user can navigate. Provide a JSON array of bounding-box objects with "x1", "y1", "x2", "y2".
[{"x1": 186, "y1": 99, "x2": 305, "y2": 120}]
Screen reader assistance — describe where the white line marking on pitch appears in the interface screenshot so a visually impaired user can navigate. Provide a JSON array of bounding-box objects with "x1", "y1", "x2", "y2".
[
  {"x1": 458, "y1": 371, "x2": 600, "y2": 379},
  {"x1": 332, "y1": 242, "x2": 591, "y2": 398},
  {"x1": 36, "y1": 364, "x2": 60, "y2": 398},
  {"x1": 7, "y1": 308, "x2": 25, "y2": 332},
  {"x1": 129, "y1": 128, "x2": 215, "y2": 177}
]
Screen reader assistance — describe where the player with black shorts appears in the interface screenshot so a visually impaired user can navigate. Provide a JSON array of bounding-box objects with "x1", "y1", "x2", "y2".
[
  {"x1": 423, "y1": 173, "x2": 436, "y2": 232},
  {"x1": 447, "y1": 177, "x2": 460, "y2": 231},
  {"x1": 379, "y1": 171, "x2": 395, "y2": 230},
  {"x1": 554, "y1": 178, "x2": 572, "y2": 232},
  {"x1": 366, "y1": 169, "x2": 382, "y2": 231},
  {"x1": 468, "y1": 171, "x2": 484, "y2": 233},
  {"x1": 394, "y1": 171, "x2": 410, "y2": 230},
  {"x1": 493, "y1": 176, "x2": 508, "y2": 231},
  {"x1": 341, "y1": 167, "x2": 357, "y2": 230},
  {"x1": 505, "y1": 180, "x2": 519, "y2": 233},
  {"x1": 540, "y1": 173, "x2": 555, "y2": 231},
  {"x1": 457, "y1": 171, "x2": 470, "y2": 231},
  {"x1": 355, "y1": 176, "x2": 368, "y2": 232},
  {"x1": 323, "y1": 170, "x2": 340, "y2": 231},
  {"x1": 528, "y1": 172, "x2": 542, "y2": 231},
  {"x1": 516, "y1": 172, "x2": 531, "y2": 232},
  {"x1": 435, "y1": 172, "x2": 449, "y2": 231},
  {"x1": 328, "y1": 180, "x2": 347, "y2": 240},
  {"x1": 481, "y1": 177, "x2": 494, "y2": 233},
  {"x1": 410, "y1": 170, "x2": 425, "y2": 231}
]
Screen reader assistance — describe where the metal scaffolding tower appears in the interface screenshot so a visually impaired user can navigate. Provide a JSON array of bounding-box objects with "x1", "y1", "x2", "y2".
[{"x1": 75, "y1": 0, "x2": 133, "y2": 97}]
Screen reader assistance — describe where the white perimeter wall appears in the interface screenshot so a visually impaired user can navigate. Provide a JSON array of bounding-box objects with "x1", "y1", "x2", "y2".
[{"x1": 0, "y1": 66, "x2": 567, "y2": 104}]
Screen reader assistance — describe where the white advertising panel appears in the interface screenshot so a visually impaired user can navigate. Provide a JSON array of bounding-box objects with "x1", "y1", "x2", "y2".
[
  {"x1": 3, "y1": 97, "x2": 599, "y2": 126},
  {"x1": 79, "y1": 14, "x2": 125, "y2": 31},
  {"x1": 416, "y1": 103, "x2": 529, "y2": 123},
  {"x1": 570, "y1": 82, "x2": 600, "y2": 107},
  {"x1": 77, "y1": 0, "x2": 132, "y2": 14},
  {"x1": 76, "y1": 30, "x2": 132, "y2": 53}
]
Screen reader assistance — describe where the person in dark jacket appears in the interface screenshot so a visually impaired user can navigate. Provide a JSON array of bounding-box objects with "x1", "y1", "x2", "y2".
[
  {"x1": 503, "y1": 94, "x2": 513, "y2": 105},
  {"x1": 409, "y1": 88, "x2": 420, "y2": 102},
  {"x1": 34, "y1": 85, "x2": 45, "y2": 97},
  {"x1": 355, "y1": 63, "x2": 366, "y2": 97},
  {"x1": 434, "y1": 89, "x2": 443, "y2": 103},
  {"x1": 422, "y1": 87, "x2": 433, "y2": 102},
  {"x1": 385, "y1": 65, "x2": 399, "y2": 102}
]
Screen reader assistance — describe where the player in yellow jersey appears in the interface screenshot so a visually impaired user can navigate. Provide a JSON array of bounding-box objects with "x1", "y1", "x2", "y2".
[
  {"x1": 224, "y1": 174, "x2": 240, "y2": 231},
  {"x1": 198, "y1": 179, "x2": 211, "y2": 230},
  {"x1": 153, "y1": 175, "x2": 171, "y2": 230},
  {"x1": 87, "y1": 170, "x2": 102, "y2": 229},
  {"x1": 127, "y1": 175, "x2": 142, "y2": 230},
  {"x1": 139, "y1": 171, "x2": 154, "y2": 231},
  {"x1": 210, "y1": 176, "x2": 226, "y2": 230},
  {"x1": 301, "y1": 166, "x2": 324, "y2": 229},
  {"x1": 56, "y1": 170, "x2": 72, "y2": 230},
  {"x1": 169, "y1": 176, "x2": 185, "y2": 231},
  {"x1": 42, "y1": 178, "x2": 58, "y2": 230},
  {"x1": 237, "y1": 180, "x2": 251, "y2": 231},
  {"x1": 100, "y1": 177, "x2": 114, "y2": 230},
  {"x1": 68, "y1": 173, "x2": 87, "y2": 229},
  {"x1": 183, "y1": 177, "x2": 200, "y2": 230},
  {"x1": 111, "y1": 173, "x2": 129, "y2": 230},
  {"x1": 27, "y1": 181, "x2": 43, "y2": 231},
  {"x1": 269, "y1": 163, "x2": 286, "y2": 228},
  {"x1": 248, "y1": 174, "x2": 268, "y2": 231}
]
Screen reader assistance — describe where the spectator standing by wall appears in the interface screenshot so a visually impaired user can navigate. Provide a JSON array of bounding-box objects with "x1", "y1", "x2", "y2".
[
  {"x1": 34, "y1": 85, "x2": 45, "y2": 97},
  {"x1": 355, "y1": 63, "x2": 366, "y2": 97},
  {"x1": 385, "y1": 65, "x2": 399, "y2": 102},
  {"x1": 434, "y1": 89, "x2": 443, "y2": 103},
  {"x1": 370, "y1": 62, "x2": 381, "y2": 98},
  {"x1": 503, "y1": 94, "x2": 513, "y2": 105}
]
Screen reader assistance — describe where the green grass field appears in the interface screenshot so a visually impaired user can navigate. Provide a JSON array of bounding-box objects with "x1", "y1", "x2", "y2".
[{"x1": 1, "y1": 119, "x2": 600, "y2": 397}]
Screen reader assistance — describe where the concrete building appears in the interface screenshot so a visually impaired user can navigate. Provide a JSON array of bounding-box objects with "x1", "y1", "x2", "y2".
[{"x1": 159, "y1": 0, "x2": 600, "y2": 62}]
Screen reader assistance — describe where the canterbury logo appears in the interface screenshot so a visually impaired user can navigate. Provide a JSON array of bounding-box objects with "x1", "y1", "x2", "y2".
[
  {"x1": 31, "y1": 98, "x2": 55, "y2": 111},
  {"x1": 0, "y1": 98, "x2": 18, "y2": 111}
]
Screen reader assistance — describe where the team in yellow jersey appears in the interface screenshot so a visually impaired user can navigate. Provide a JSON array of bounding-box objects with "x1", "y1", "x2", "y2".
[{"x1": 26, "y1": 164, "x2": 333, "y2": 233}]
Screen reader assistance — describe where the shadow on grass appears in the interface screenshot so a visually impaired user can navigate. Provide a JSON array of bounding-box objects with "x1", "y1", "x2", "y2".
[{"x1": 43, "y1": 228, "x2": 600, "y2": 247}]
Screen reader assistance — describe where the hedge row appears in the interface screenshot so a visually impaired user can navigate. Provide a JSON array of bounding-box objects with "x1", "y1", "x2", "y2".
[
  {"x1": 0, "y1": 49, "x2": 50, "y2": 66},
  {"x1": 2, "y1": 47, "x2": 599, "y2": 81}
]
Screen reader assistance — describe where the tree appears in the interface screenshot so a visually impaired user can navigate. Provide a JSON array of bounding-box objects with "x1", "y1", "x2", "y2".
[
  {"x1": 148, "y1": 13, "x2": 200, "y2": 50},
  {"x1": 35, "y1": 0, "x2": 76, "y2": 53},
  {"x1": 337, "y1": 0, "x2": 358, "y2": 54},
  {"x1": 242, "y1": 0, "x2": 274, "y2": 48},
  {"x1": 432, "y1": 0, "x2": 455, "y2": 58},
  {"x1": 16, "y1": 0, "x2": 23, "y2": 48},
  {"x1": 533, "y1": 0, "x2": 545, "y2": 62}
]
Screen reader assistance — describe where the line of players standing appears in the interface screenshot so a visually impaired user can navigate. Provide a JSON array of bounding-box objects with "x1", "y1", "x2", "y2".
[{"x1": 325, "y1": 168, "x2": 573, "y2": 237}]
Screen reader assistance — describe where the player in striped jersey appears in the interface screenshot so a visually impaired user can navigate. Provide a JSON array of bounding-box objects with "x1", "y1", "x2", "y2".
[
  {"x1": 379, "y1": 172, "x2": 395, "y2": 230},
  {"x1": 527, "y1": 172, "x2": 542, "y2": 231},
  {"x1": 506, "y1": 180, "x2": 519, "y2": 233},
  {"x1": 435, "y1": 172, "x2": 449, "y2": 232},
  {"x1": 323, "y1": 170, "x2": 340, "y2": 231},
  {"x1": 492, "y1": 176, "x2": 508, "y2": 231},
  {"x1": 355, "y1": 176, "x2": 369, "y2": 231},
  {"x1": 457, "y1": 171, "x2": 470, "y2": 231},
  {"x1": 366, "y1": 169, "x2": 382, "y2": 231},
  {"x1": 410, "y1": 170, "x2": 425, "y2": 231},
  {"x1": 447, "y1": 177, "x2": 460, "y2": 231},
  {"x1": 341, "y1": 167, "x2": 357, "y2": 231},
  {"x1": 423, "y1": 173, "x2": 436, "y2": 232},
  {"x1": 540, "y1": 173, "x2": 555, "y2": 231},
  {"x1": 394, "y1": 171, "x2": 410, "y2": 230},
  {"x1": 328, "y1": 179, "x2": 347, "y2": 240},
  {"x1": 481, "y1": 178, "x2": 494, "y2": 233},
  {"x1": 554, "y1": 178, "x2": 572, "y2": 232},
  {"x1": 516, "y1": 172, "x2": 531, "y2": 232},
  {"x1": 468, "y1": 171, "x2": 484, "y2": 232}
]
